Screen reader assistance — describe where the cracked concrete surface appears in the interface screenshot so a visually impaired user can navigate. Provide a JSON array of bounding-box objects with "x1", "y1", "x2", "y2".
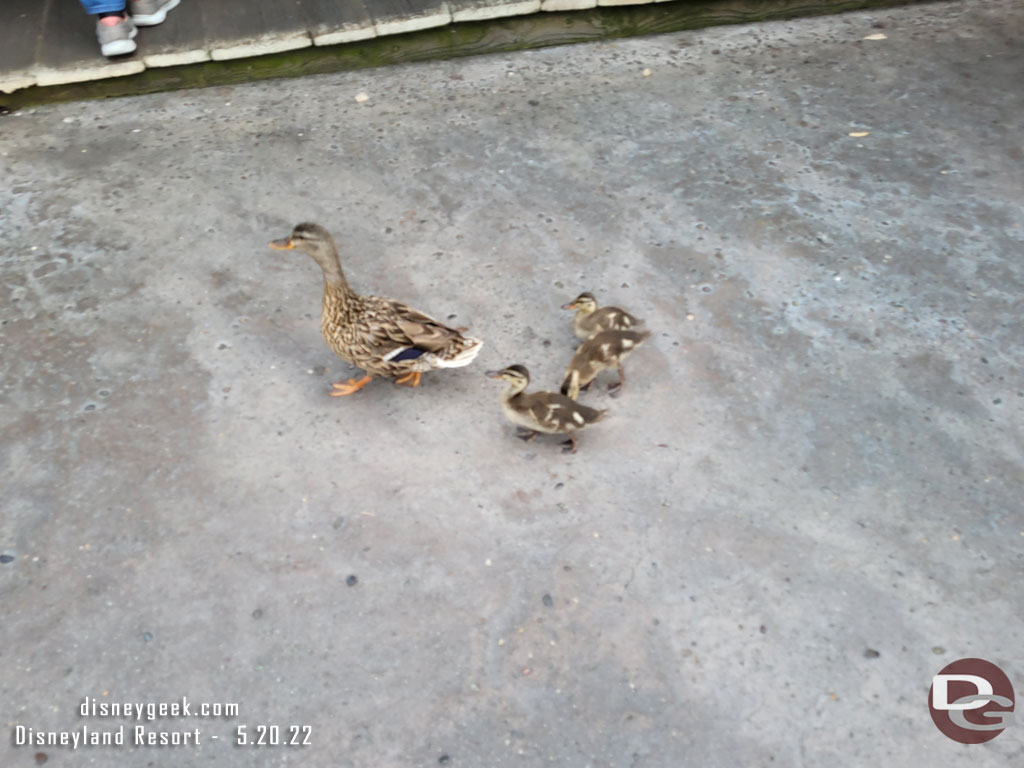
[{"x1": 1, "y1": 0, "x2": 1022, "y2": 765}]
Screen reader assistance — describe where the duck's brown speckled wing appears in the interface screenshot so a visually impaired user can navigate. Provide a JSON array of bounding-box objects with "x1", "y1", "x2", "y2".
[
  {"x1": 357, "y1": 299, "x2": 477, "y2": 370},
  {"x1": 599, "y1": 306, "x2": 640, "y2": 329},
  {"x1": 388, "y1": 303, "x2": 464, "y2": 352},
  {"x1": 578, "y1": 306, "x2": 642, "y2": 337},
  {"x1": 330, "y1": 292, "x2": 482, "y2": 377},
  {"x1": 522, "y1": 392, "x2": 605, "y2": 431}
]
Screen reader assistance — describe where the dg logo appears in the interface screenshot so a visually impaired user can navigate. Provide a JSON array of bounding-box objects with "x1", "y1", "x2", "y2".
[{"x1": 929, "y1": 658, "x2": 1016, "y2": 743}]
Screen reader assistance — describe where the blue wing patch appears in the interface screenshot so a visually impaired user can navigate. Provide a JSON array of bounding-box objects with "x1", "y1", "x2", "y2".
[{"x1": 389, "y1": 347, "x2": 428, "y2": 362}]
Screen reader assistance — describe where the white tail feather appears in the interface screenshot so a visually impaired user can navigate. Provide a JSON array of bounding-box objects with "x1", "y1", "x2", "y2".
[{"x1": 435, "y1": 337, "x2": 483, "y2": 368}]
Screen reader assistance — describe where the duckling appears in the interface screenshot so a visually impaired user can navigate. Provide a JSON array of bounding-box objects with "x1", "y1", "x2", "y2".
[
  {"x1": 561, "y1": 291, "x2": 642, "y2": 340},
  {"x1": 560, "y1": 329, "x2": 651, "y2": 400},
  {"x1": 269, "y1": 222, "x2": 482, "y2": 396},
  {"x1": 486, "y1": 365, "x2": 606, "y2": 453}
]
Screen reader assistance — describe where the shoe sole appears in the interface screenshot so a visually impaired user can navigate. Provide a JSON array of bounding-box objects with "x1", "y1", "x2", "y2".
[
  {"x1": 100, "y1": 28, "x2": 138, "y2": 57},
  {"x1": 132, "y1": 0, "x2": 180, "y2": 26}
]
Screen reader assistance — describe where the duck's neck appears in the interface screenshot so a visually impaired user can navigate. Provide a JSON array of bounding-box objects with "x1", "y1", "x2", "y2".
[
  {"x1": 503, "y1": 381, "x2": 528, "y2": 401},
  {"x1": 318, "y1": 246, "x2": 354, "y2": 300}
]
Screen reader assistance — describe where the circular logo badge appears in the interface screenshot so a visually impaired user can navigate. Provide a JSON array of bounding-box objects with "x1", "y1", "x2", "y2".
[{"x1": 929, "y1": 658, "x2": 1015, "y2": 743}]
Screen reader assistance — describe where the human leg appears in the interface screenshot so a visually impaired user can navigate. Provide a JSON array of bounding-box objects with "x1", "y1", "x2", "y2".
[
  {"x1": 80, "y1": 0, "x2": 127, "y2": 13},
  {"x1": 83, "y1": 0, "x2": 136, "y2": 58}
]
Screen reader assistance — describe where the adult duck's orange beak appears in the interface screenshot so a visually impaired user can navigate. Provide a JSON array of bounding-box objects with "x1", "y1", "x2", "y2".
[{"x1": 269, "y1": 238, "x2": 295, "y2": 250}]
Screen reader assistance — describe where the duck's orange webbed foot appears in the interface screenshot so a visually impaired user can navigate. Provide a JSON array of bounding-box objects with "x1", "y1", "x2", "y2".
[
  {"x1": 329, "y1": 375, "x2": 373, "y2": 397},
  {"x1": 394, "y1": 371, "x2": 422, "y2": 387}
]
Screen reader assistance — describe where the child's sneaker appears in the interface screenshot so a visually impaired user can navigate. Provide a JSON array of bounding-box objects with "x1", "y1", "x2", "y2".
[
  {"x1": 96, "y1": 15, "x2": 137, "y2": 57},
  {"x1": 130, "y1": 0, "x2": 181, "y2": 26}
]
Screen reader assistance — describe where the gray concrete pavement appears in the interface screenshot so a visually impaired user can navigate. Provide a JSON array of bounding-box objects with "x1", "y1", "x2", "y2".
[{"x1": 2, "y1": 0, "x2": 1022, "y2": 765}]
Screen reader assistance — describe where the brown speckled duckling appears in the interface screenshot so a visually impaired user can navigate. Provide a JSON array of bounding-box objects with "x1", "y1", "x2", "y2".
[
  {"x1": 561, "y1": 329, "x2": 651, "y2": 400},
  {"x1": 561, "y1": 291, "x2": 642, "y2": 340},
  {"x1": 487, "y1": 365, "x2": 606, "y2": 454},
  {"x1": 269, "y1": 222, "x2": 483, "y2": 396}
]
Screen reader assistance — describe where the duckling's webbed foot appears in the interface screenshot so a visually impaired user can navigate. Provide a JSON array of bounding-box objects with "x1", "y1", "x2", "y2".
[
  {"x1": 515, "y1": 428, "x2": 538, "y2": 442},
  {"x1": 608, "y1": 363, "x2": 626, "y2": 397},
  {"x1": 560, "y1": 433, "x2": 579, "y2": 454}
]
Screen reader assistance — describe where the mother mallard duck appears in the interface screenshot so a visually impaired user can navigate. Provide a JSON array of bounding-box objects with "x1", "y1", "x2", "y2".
[{"x1": 269, "y1": 222, "x2": 483, "y2": 396}]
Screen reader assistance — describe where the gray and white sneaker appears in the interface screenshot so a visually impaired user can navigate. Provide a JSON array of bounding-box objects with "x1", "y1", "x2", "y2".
[
  {"x1": 96, "y1": 16, "x2": 137, "y2": 57},
  {"x1": 130, "y1": 0, "x2": 181, "y2": 26}
]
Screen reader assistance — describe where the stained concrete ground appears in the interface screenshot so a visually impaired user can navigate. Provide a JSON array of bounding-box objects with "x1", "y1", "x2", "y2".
[{"x1": 2, "y1": 0, "x2": 1023, "y2": 765}]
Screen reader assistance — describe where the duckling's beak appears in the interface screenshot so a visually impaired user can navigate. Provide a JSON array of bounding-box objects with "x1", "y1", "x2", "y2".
[
  {"x1": 269, "y1": 237, "x2": 295, "y2": 250},
  {"x1": 561, "y1": 302, "x2": 577, "y2": 310},
  {"x1": 485, "y1": 370, "x2": 503, "y2": 379}
]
